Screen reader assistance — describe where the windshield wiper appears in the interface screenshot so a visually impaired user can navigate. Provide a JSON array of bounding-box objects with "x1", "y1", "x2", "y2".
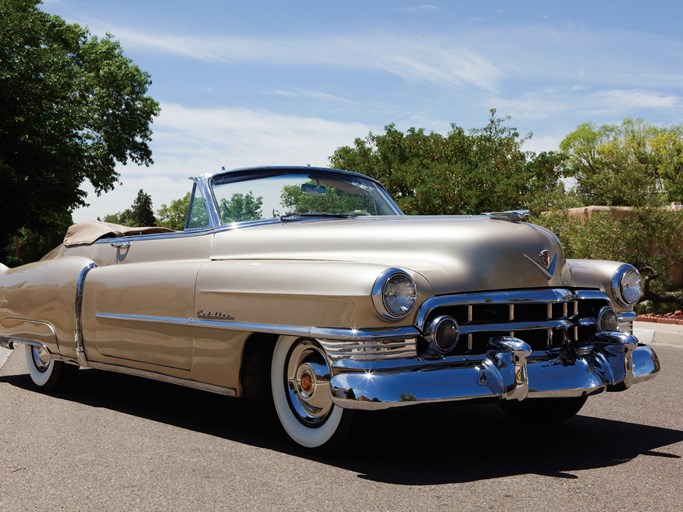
[{"x1": 279, "y1": 212, "x2": 357, "y2": 222}]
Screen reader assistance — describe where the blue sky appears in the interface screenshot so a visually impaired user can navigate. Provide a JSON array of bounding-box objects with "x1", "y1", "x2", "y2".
[{"x1": 41, "y1": 0, "x2": 683, "y2": 221}]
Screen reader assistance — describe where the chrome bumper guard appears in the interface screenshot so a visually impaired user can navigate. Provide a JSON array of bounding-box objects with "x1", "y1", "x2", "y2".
[{"x1": 328, "y1": 332, "x2": 660, "y2": 411}]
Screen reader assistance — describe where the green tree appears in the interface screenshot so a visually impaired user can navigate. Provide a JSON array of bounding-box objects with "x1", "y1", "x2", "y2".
[
  {"x1": 157, "y1": 193, "x2": 191, "y2": 230},
  {"x1": 0, "y1": 0, "x2": 160, "y2": 262},
  {"x1": 218, "y1": 192, "x2": 263, "y2": 223},
  {"x1": 2, "y1": 210, "x2": 73, "y2": 266},
  {"x1": 280, "y1": 183, "x2": 375, "y2": 215},
  {"x1": 330, "y1": 111, "x2": 565, "y2": 215},
  {"x1": 561, "y1": 118, "x2": 683, "y2": 206},
  {"x1": 130, "y1": 189, "x2": 156, "y2": 226},
  {"x1": 102, "y1": 189, "x2": 155, "y2": 227},
  {"x1": 101, "y1": 209, "x2": 134, "y2": 227}
]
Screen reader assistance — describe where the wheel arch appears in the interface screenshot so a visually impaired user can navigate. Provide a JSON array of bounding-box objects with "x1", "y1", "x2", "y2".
[{"x1": 239, "y1": 332, "x2": 278, "y2": 398}]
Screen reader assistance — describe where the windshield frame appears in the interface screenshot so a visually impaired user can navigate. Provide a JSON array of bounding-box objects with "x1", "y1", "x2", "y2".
[{"x1": 194, "y1": 166, "x2": 403, "y2": 228}]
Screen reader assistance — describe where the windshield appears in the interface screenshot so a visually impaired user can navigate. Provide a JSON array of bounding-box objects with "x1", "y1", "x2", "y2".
[{"x1": 211, "y1": 170, "x2": 401, "y2": 224}]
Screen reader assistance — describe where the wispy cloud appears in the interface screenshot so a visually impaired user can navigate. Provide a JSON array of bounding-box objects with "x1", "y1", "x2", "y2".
[
  {"x1": 403, "y1": 4, "x2": 441, "y2": 12},
  {"x1": 88, "y1": 24, "x2": 502, "y2": 91},
  {"x1": 489, "y1": 88, "x2": 682, "y2": 120},
  {"x1": 260, "y1": 88, "x2": 358, "y2": 104},
  {"x1": 73, "y1": 104, "x2": 372, "y2": 221}
]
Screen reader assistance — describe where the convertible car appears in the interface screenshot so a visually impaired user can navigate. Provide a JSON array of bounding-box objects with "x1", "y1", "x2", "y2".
[{"x1": 0, "y1": 166, "x2": 660, "y2": 449}]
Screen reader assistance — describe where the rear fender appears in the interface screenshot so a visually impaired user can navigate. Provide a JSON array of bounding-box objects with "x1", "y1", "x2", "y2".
[{"x1": 0, "y1": 256, "x2": 96, "y2": 358}]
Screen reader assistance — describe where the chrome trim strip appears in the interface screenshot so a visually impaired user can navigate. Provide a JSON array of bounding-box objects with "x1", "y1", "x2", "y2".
[
  {"x1": 87, "y1": 361, "x2": 237, "y2": 397},
  {"x1": 95, "y1": 312, "x2": 420, "y2": 341},
  {"x1": 75, "y1": 263, "x2": 97, "y2": 367},
  {"x1": 458, "y1": 318, "x2": 581, "y2": 335}
]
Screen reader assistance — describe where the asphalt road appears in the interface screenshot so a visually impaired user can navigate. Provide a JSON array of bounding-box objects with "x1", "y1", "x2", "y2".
[{"x1": 1, "y1": 346, "x2": 681, "y2": 512}]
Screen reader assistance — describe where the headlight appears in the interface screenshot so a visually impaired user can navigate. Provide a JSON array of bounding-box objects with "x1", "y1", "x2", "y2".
[
  {"x1": 611, "y1": 264, "x2": 642, "y2": 306},
  {"x1": 372, "y1": 268, "x2": 417, "y2": 320}
]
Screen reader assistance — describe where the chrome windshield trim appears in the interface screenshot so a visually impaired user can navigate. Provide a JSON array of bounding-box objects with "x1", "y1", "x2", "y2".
[
  {"x1": 95, "y1": 312, "x2": 419, "y2": 341},
  {"x1": 415, "y1": 288, "x2": 610, "y2": 329},
  {"x1": 193, "y1": 174, "x2": 222, "y2": 228}
]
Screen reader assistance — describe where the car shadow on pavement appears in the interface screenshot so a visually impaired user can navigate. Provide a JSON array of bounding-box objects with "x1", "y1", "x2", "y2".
[{"x1": 2, "y1": 367, "x2": 682, "y2": 485}]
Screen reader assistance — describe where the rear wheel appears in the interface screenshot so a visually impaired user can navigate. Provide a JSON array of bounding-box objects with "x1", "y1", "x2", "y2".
[
  {"x1": 499, "y1": 396, "x2": 588, "y2": 425},
  {"x1": 24, "y1": 344, "x2": 77, "y2": 391},
  {"x1": 271, "y1": 336, "x2": 353, "y2": 449}
]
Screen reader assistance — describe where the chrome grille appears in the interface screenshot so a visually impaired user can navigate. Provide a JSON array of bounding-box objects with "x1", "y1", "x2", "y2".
[
  {"x1": 417, "y1": 289, "x2": 612, "y2": 355},
  {"x1": 317, "y1": 338, "x2": 418, "y2": 361}
]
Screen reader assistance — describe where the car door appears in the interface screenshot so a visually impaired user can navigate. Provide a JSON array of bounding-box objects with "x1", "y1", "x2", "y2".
[{"x1": 84, "y1": 232, "x2": 212, "y2": 371}]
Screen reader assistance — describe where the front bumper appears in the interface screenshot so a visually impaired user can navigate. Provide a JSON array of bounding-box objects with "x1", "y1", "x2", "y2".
[{"x1": 328, "y1": 331, "x2": 660, "y2": 411}]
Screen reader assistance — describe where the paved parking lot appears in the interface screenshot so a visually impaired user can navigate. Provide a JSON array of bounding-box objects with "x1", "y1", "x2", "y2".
[{"x1": 1, "y1": 341, "x2": 681, "y2": 512}]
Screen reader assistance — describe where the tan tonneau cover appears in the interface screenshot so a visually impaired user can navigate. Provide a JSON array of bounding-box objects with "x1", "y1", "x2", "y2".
[{"x1": 64, "y1": 221, "x2": 175, "y2": 247}]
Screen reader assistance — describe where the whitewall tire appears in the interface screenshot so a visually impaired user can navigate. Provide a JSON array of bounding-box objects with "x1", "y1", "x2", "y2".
[
  {"x1": 24, "y1": 344, "x2": 76, "y2": 390},
  {"x1": 271, "y1": 336, "x2": 352, "y2": 449}
]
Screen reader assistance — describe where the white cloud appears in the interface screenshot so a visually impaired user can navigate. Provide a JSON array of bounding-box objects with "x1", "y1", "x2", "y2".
[
  {"x1": 260, "y1": 88, "x2": 358, "y2": 104},
  {"x1": 403, "y1": 4, "x2": 441, "y2": 12},
  {"x1": 489, "y1": 88, "x2": 681, "y2": 120},
  {"x1": 72, "y1": 104, "x2": 372, "y2": 222},
  {"x1": 88, "y1": 25, "x2": 502, "y2": 91}
]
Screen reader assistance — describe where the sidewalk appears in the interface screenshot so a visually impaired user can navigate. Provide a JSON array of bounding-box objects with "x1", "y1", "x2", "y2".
[{"x1": 633, "y1": 320, "x2": 683, "y2": 346}]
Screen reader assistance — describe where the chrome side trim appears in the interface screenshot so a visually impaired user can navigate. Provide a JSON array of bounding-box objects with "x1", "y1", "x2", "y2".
[
  {"x1": 87, "y1": 361, "x2": 237, "y2": 397},
  {"x1": 95, "y1": 312, "x2": 420, "y2": 341},
  {"x1": 75, "y1": 263, "x2": 97, "y2": 366}
]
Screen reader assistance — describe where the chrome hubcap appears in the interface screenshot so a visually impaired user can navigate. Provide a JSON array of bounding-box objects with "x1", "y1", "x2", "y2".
[
  {"x1": 31, "y1": 346, "x2": 51, "y2": 373},
  {"x1": 285, "y1": 340, "x2": 333, "y2": 427}
]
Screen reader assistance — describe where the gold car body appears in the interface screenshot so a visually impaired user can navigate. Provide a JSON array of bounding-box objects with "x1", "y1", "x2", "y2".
[{"x1": 0, "y1": 166, "x2": 660, "y2": 447}]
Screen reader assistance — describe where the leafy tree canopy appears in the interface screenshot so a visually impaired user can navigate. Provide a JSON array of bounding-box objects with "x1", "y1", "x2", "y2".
[
  {"x1": 218, "y1": 192, "x2": 263, "y2": 223},
  {"x1": 561, "y1": 118, "x2": 683, "y2": 206},
  {"x1": 157, "y1": 193, "x2": 191, "y2": 231},
  {"x1": 330, "y1": 110, "x2": 566, "y2": 215},
  {"x1": 0, "y1": 0, "x2": 160, "y2": 259},
  {"x1": 280, "y1": 182, "x2": 377, "y2": 215}
]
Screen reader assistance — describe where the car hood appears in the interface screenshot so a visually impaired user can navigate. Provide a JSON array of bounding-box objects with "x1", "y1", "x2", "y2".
[{"x1": 211, "y1": 216, "x2": 572, "y2": 295}]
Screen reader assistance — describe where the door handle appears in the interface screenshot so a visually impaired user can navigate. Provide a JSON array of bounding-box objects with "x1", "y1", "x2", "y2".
[{"x1": 110, "y1": 241, "x2": 132, "y2": 249}]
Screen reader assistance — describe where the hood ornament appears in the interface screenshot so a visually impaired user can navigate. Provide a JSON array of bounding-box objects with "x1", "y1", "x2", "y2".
[{"x1": 524, "y1": 249, "x2": 557, "y2": 280}]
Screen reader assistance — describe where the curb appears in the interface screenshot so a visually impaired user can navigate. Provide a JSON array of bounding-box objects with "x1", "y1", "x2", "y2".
[
  {"x1": 634, "y1": 321, "x2": 683, "y2": 347},
  {"x1": 0, "y1": 346, "x2": 12, "y2": 370}
]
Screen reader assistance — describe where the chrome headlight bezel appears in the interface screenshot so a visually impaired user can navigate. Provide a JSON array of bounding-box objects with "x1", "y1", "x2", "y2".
[
  {"x1": 611, "y1": 264, "x2": 642, "y2": 307},
  {"x1": 372, "y1": 268, "x2": 417, "y2": 321}
]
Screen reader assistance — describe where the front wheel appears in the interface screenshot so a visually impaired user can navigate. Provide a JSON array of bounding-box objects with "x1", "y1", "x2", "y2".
[
  {"x1": 24, "y1": 344, "x2": 77, "y2": 391},
  {"x1": 271, "y1": 336, "x2": 353, "y2": 450},
  {"x1": 499, "y1": 396, "x2": 588, "y2": 425}
]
